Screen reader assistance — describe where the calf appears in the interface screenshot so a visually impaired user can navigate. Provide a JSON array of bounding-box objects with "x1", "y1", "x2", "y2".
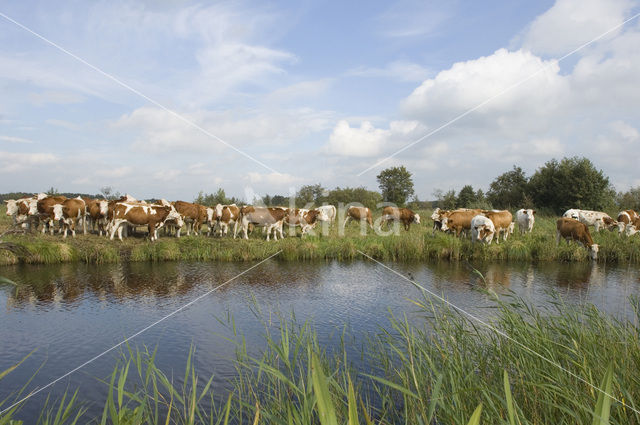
[
  {"x1": 343, "y1": 206, "x2": 374, "y2": 230},
  {"x1": 236, "y1": 206, "x2": 287, "y2": 241},
  {"x1": 556, "y1": 217, "x2": 599, "y2": 260},
  {"x1": 379, "y1": 207, "x2": 420, "y2": 231},
  {"x1": 482, "y1": 210, "x2": 513, "y2": 243},
  {"x1": 516, "y1": 209, "x2": 535, "y2": 234},
  {"x1": 470, "y1": 214, "x2": 495, "y2": 245}
]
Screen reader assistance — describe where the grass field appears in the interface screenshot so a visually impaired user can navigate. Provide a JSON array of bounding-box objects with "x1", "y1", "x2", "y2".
[
  {"x1": 1, "y1": 206, "x2": 640, "y2": 265},
  {"x1": 1, "y1": 291, "x2": 637, "y2": 424}
]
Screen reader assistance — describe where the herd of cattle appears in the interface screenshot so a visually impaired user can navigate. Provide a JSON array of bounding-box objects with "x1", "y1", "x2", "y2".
[
  {"x1": 430, "y1": 207, "x2": 640, "y2": 259},
  {"x1": 4, "y1": 193, "x2": 640, "y2": 259}
]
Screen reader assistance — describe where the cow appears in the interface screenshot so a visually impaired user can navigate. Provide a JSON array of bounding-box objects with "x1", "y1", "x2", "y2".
[
  {"x1": 516, "y1": 209, "x2": 536, "y2": 234},
  {"x1": 470, "y1": 214, "x2": 495, "y2": 244},
  {"x1": 236, "y1": 206, "x2": 288, "y2": 241},
  {"x1": 625, "y1": 217, "x2": 640, "y2": 237},
  {"x1": 343, "y1": 206, "x2": 374, "y2": 230},
  {"x1": 87, "y1": 199, "x2": 109, "y2": 236},
  {"x1": 284, "y1": 208, "x2": 330, "y2": 237},
  {"x1": 563, "y1": 209, "x2": 617, "y2": 232},
  {"x1": 37, "y1": 196, "x2": 67, "y2": 235},
  {"x1": 54, "y1": 197, "x2": 86, "y2": 238},
  {"x1": 216, "y1": 204, "x2": 240, "y2": 237},
  {"x1": 316, "y1": 205, "x2": 337, "y2": 222},
  {"x1": 172, "y1": 201, "x2": 207, "y2": 237},
  {"x1": 379, "y1": 207, "x2": 420, "y2": 231},
  {"x1": 110, "y1": 203, "x2": 184, "y2": 241},
  {"x1": 482, "y1": 210, "x2": 513, "y2": 243},
  {"x1": 5, "y1": 197, "x2": 39, "y2": 229},
  {"x1": 556, "y1": 217, "x2": 599, "y2": 260},
  {"x1": 440, "y1": 209, "x2": 482, "y2": 237},
  {"x1": 617, "y1": 210, "x2": 639, "y2": 234}
]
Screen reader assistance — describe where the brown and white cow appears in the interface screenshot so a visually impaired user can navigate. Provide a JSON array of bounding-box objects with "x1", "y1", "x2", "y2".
[
  {"x1": 379, "y1": 206, "x2": 420, "y2": 231},
  {"x1": 54, "y1": 197, "x2": 86, "y2": 238},
  {"x1": 87, "y1": 199, "x2": 109, "y2": 236},
  {"x1": 37, "y1": 196, "x2": 67, "y2": 235},
  {"x1": 563, "y1": 209, "x2": 617, "y2": 232},
  {"x1": 217, "y1": 204, "x2": 241, "y2": 237},
  {"x1": 625, "y1": 216, "x2": 640, "y2": 237},
  {"x1": 110, "y1": 203, "x2": 184, "y2": 241},
  {"x1": 284, "y1": 208, "x2": 330, "y2": 237},
  {"x1": 556, "y1": 217, "x2": 599, "y2": 260},
  {"x1": 439, "y1": 209, "x2": 482, "y2": 237},
  {"x1": 343, "y1": 206, "x2": 374, "y2": 230},
  {"x1": 5, "y1": 196, "x2": 39, "y2": 229},
  {"x1": 172, "y1": 201, "x2": 208, "y2": 237},
  {"x1": 482, "y1": 210, "x2": 513, "y2": 243},
  {"x1": 236, "y1": 206, "x2": 288, "y2": 241},
  {"x1": 617, "y1": 210, "x2": 639, "y2": 234}
]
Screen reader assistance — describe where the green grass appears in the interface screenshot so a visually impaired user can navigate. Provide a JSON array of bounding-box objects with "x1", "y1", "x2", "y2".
[
  {"x1": 0, "y1": 291, "x2": 635, "y2": 424},
  {"x1": 2, "y1": 206, "x2": 640, "y2": 265}
]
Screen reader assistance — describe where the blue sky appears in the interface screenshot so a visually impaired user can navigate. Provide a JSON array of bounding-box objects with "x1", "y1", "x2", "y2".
[{"x1": 1, "y1": 0, "x2": 639, "y2": 201}]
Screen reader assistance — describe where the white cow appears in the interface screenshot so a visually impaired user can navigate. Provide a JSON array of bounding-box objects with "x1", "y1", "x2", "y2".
[
  {"x1": 562, "y1": 209, "x2": 616, "y2": 232},
  {"x1": 316, "y1": 205, "x2": 337, "y2": 222},
  {"x1": 470, "y1": 215, "x2": 495, "y2": 245},
  {"x1": 516, "y1": 209, "x2": 536, "y2": 234}
]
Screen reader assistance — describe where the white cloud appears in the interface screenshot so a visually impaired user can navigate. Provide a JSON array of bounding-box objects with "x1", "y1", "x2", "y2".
[
  {"x1": 246, "y1": 172, "x2": 300, "y2": 186},
  {"x1": 611, "y1": 120, "x2": 639, "y2": 141},
  {"x1": 116, "y1": 106, "x2": 334, "y2": 154},
  {"x1": 0, "y1": 151, "x2": 57, "y2": 173},
  {"x1": 0, "y1": 135, "x2": 34, "y2": 144},
  {"x1": 519, "y1": 0, "x2": 633, "y2": 56},
  {"x1": 324, "y1": 120, "x2": 423, "y2": 158}
]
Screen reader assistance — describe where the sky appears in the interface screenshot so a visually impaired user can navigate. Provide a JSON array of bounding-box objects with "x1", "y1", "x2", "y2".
[{"x1": 1, "y1": 0, "x2": 639, "y2": 202}]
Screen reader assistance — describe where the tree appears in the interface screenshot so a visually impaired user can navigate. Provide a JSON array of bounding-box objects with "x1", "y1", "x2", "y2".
[
  {"x1": 486, "y1": 166, "x2": 528, "y2": 209},
  {"x1": 433, "y1": 189, "x2": 457, "y2": 210},
  {"x1": 617, "y1": 186, "x2": 640, "y2": 211},
  {"x1": 456, "y1": 185, "x2": 476, "y2": 208},
  {"x1": 100, "y1": 186, "x2": 120, "y2": 201},
  {"x1": 296, "y1": 184, "x2": 325, "y2": 207},
  {"x1": 325, "y1": 187, "x2": 382, "y2": 210},
  {"x1": 528, "y1": 157, "x2": 616, "y2": 213},
  {"x1": 376, "y1": 166, "x2": 415, "y2": 206}
]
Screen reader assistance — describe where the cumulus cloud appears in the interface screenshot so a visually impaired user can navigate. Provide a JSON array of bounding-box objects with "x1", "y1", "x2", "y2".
[
  {"x1": 519, "y1": 0, "x2": 634, "y2": 56},
  {"x1": 324, "y1": 120, "x2": 423, "y2": 157}
]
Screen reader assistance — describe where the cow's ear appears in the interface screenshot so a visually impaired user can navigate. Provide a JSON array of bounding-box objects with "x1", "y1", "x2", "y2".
[
  {"x1": 3, "y1": 200, "x2": 8, "y2": 203},
  {"x1": 532, "y1": 210, "x2": 536, "y2": 215}
]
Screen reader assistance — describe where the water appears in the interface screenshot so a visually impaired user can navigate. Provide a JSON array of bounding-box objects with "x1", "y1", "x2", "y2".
[{"x1": 0, "y1": 259, "x2": 639, "y2": 421}]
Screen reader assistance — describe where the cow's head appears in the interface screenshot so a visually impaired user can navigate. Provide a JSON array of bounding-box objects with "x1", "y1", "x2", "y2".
[
  {"x1": 589, "y1": 244, "x2": 599, "y2": 260},
  {"x1": 27, "y1": 199, "x2": 38, "y2": 215},
  {"x1": 602, "y1": 217, "x2": 618, "y2": 231},
  {"x1": 52, "y1": 204, "x2": 64, "y2": 221},
  {"x1": 166, "y1": 206, "x2": 185, "y2": 228},
  {"x1": 99, "y1": 200, "x2": 109, "y2": 216},
  {"x1": 440, "y1": 217, "x2": 449, "y2": 232},
  {"x1": 316, "y1": 208, "x2": 330, "y2": 222},
  {"x1": 5, "y1": 200, "x2": 17, "y2": 216},
  {"x1": 413, "y1": 213, "x2": 421, "y2": 224},
  {"x1": 430, "y1": 208, "x2": 441, "y2": 221}
]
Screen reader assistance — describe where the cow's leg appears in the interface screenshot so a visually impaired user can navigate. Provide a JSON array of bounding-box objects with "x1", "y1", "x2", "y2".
[
  {"x1": 148, "y1": 223, "x2": 155, "y2": 241},
  {"x1": 71, "y1": 219, "x2": 76, "y2": 238}
]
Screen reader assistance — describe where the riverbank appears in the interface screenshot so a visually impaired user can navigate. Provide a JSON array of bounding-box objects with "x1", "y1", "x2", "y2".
[
  {"x1": 2, "y1": 209, "x2": 640, "y2": 265},
  {"x1": 1, "y1": 292, "x2": 636, "y2": 423}
]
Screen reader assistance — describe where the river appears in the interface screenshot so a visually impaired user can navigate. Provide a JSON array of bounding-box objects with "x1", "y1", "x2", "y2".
[{"x1": 1, "y1": 259, "x2": 639, "y2": 422}]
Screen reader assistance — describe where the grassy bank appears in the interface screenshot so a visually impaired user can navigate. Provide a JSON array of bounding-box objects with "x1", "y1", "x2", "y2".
[
  {"x1": 2, "y1": 207, "x2": 640, "y2": 265},
  {"x1": 2, "y1": 291, "x2": 638, "y2": 424}
]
